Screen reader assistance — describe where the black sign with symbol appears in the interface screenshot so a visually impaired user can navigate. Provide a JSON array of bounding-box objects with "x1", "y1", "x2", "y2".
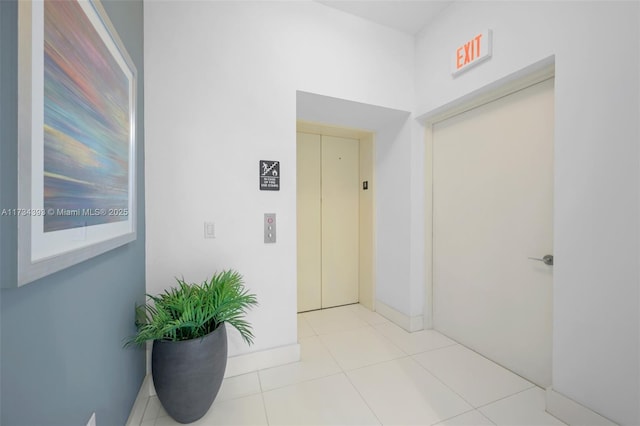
[{"x1": 259, "y1": 160, "x2": 280, "y2": 191}]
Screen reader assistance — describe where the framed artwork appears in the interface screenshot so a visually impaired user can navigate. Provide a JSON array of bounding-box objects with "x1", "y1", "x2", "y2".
[{"x1": 17, "y1": 0, "x2": 137, "y2": 285}]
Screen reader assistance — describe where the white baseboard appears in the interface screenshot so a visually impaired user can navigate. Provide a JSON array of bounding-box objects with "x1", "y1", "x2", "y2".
[
  {"x1": 375, "y1": 299, "x2": 424, "y2": 332},
  {"x1": 125, "y1": 374, "x2": 152, "y2": 426},
  {"x1": 546, "y1": 387, "x2": 618, "y2": 426}
]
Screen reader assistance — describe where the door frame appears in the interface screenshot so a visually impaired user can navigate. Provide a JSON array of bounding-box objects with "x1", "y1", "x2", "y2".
[
  {"x1": 296, "y1": 120, "x2": 377, "y2": 311},
  {"x1": 421, "y1": 58, "x2": 556, "y2": 328}
]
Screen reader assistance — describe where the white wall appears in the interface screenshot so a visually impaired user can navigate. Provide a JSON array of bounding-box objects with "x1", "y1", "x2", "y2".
[
  {"x1": 416, "y1": 2, "x2": 639, "y2": 424},
  {"x1": 144, "y1": 1, "x2": 416, "y2": 357}
]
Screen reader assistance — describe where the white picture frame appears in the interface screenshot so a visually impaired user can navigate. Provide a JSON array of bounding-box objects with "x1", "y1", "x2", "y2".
[{"x1": 17, "y1": 0, "x2": 137, "y2": 286}]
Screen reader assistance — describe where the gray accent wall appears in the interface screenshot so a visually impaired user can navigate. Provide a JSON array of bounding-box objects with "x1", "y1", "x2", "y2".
[{"x1": 0, "y1": 1, "x2": 146, "y2": 424}]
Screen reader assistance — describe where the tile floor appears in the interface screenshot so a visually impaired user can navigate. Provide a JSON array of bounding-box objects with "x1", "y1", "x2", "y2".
[{"x1": 139, "y1": 304, "x2": 566, "y2": 426}]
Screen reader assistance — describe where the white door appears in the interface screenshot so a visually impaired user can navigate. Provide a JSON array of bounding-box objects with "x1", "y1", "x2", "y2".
[
  {"x1": 296, "y1": 133, "x2": 360, "y2": 311},
  {"x1": 432, "y1": 78, "x2": 554, "y2": 387}
]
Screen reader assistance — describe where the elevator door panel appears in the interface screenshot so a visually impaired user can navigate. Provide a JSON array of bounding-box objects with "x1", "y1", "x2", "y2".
[
  {"x1": 321, "y1": 135, "x2": 360, "y2": 308},
  {"x1": 297, "y1": 132, "x2": 322, "y2": 312}
]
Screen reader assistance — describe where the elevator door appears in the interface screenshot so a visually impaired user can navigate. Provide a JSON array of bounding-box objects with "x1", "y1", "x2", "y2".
[
  {"x1": 297, "y1": 133, "x2": 359, "y2": 312},
  {"x1": 297, "y1": 133, "x2": 322, "y2": 312}
]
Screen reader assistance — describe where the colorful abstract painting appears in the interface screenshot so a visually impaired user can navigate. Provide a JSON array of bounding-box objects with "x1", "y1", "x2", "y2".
[{"x1": 43, "y1": 0, "x2": 130, "y2": 232}]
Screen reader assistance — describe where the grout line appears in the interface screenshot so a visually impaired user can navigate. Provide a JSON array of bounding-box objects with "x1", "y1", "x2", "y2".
[
  {"x1": 374, "y1": 319, "x2": 460, "y2": 357},
  {"x1": 138, "y1": 396, "x2": 152, "y2": 425},
  {"x1": 409, "y1": 341, "x2": 459, "y2": 356},
  {"x1": 298, "y1": 313, "x2": 321, "y2": 336},
  {"x1": 315, "y1": 326, "x2": 348, "y2": 372},
  {"x1": 256, "y1": 337, "x2": 345, "y2": 393},
  {"x1": 344, "y1": 354, "x2": 412, "y2": 375},
  {"x1": 297, "y1": 314, "x2": 318, "y2": 339},
  {"x1": 368, "y1": 322, "x2": 408, "y2": 353},
  {"x1": 318, "y1": 321, "x2": 411, "y2": 373},
  {"x1": 544, "y1": 405, "x2": 571, "y2": 426},
  {"x1": 322, "y1": 323, "x2": 404, "y2": 372},
  {"x1": 429, "y1": 408, "x2": 497, "y2": 426},
  {"x1": 215, "y1": 372, "x2": 264, "y2": 404},
  {"x1": 419, "y1": 330, "x2": 540, "y2": 390},
  {"x1": 342, "y1": 372, "x2": 384, "y2": 425},
  {"x1": 256, "y1": 370, "x2": 272, "y2": 426},
  {"x1": 409, "y1": 347, "x2": 479, "y2": 410},
  {"x1": 313, "y1": 323, "x2": 371, "y2": 337},
  {"x1": 255, "y1": 369, "x2": 265, "y2": 393},
  {"x1": 410, "y1": 346, "x2": 538, "y2": 413},
  {"x1": 348, "y1": 303, "x2": 389, "y2": 327},
  {"x1": 474, "y1": 384, "x2": 538, "y2": 410},
  {"x1": 265, "y1": 371, "x2": 347, "y2": 392}
]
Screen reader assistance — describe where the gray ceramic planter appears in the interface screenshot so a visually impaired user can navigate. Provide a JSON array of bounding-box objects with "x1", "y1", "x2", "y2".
[{"x1": 152, "y1": 325, "x2": 227, "y2": 424}]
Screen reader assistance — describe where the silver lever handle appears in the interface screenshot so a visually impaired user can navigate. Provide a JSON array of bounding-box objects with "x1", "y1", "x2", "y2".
[{"x1": 528, "y1": 255, "x2": 554, "y2": 266}]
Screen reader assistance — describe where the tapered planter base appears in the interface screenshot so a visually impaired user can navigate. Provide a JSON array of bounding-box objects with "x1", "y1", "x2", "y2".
[{"x1": 152, "y1": 325, "x2": 227, "y2": 424}]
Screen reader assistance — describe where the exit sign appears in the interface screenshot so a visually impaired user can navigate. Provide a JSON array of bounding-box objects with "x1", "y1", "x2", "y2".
[{"x1": 452, "y1": 30, "x2": 492, "y2": 76}]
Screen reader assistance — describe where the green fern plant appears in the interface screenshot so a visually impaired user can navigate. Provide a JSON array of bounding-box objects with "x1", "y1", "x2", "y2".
[{"x1": 126, "y1": 270, "x2": 258, "y2": 346}]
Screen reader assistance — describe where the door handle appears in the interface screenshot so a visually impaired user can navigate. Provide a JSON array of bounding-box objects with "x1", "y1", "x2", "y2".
[{"x1": 528, "y1": 255, "x2": 554, "y2": 266}]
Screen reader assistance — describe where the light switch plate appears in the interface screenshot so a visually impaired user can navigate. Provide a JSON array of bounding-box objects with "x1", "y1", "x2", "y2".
[
  {"x1": 204, "y1": 222, "x2": 215, "y2": 239},
  {"x1": 264, "y1": 213, "x2": 276, "y2": 243}
]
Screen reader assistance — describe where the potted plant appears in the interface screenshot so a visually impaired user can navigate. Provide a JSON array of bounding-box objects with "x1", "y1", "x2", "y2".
[{"x1": 126, "y1": 270, "x2": 258, "y2": 424}]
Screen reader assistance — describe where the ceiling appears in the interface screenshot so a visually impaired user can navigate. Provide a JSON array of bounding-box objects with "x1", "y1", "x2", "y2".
[{"x1": 316, "y1": 0, "x2": 453, "y2": 35}]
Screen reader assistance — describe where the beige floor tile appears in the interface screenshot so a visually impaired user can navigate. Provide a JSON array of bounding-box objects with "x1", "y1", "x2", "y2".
[
  {"x1": 154, "y1": 394, "x2": 267, "y2": 426},
  {"x1": 413, "y1": 345, "x2": 535, "y2": 407},
  {"x1": 196, "y1": 394, "x2": 268, "y2": 426},
  {"x1": 347, "y1": 357, "x2": 472, "y2": 425},
  {"x1": 434, "y1": 410, "x2": 496, "y2": 426},
  {"x1": 262, "y1": 373, "x2": 380, "y2": 425},
  {"x1": 259, "y1": 336, "x2": 341, "y2": 391},
  {"x1": 374, "y1": 322, "x2": 457, "y2": 355},
  {"x1": 298, "y1": 315, "x2": 316, "y2": 339},
  {"x1": 154, "y1": 414, "x2": 180, "y2": 426},
  {"x1": 302, "y1": 306, "x2": 369, "y2": 335},
  {"x1": 479, "y1": 387, "x2": 566, "y2": 425},
  {"x1": 348, "y1": 304, "x2": 390, "y2": 325},
  {"x1": 139, "y1": 307, "x2": 561, "y2": 426},
  {"x1": 142, "y1": 396, "x2": 167, "y2": 422},
  {"x1": 215, "y1": 372, "x2": 261, "y2": 403},
  {"x1": 319, "y1": 327, "x2": 405, "y2": 371}
]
